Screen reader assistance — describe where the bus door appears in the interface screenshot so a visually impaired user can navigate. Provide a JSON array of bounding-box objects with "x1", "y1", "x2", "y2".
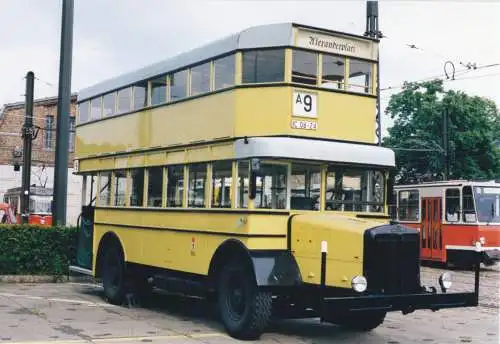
[
  {"x1": 75, "y1": 175, "x2": 97, "y2": 271},
  {"x1": 421, "y1": 197, "x2": 444, "y2": 261}
]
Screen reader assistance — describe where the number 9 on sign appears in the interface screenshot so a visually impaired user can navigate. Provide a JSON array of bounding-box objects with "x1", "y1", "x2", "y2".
[{"x1": 293, "y1": 91, "x2": 317, "y2": 117}]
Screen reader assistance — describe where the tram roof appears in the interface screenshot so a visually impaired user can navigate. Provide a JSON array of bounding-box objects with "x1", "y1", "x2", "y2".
[
  {"x1": 394, "y1": 180, "x2": 499, "y2": 189},
  {"x1": 78, "y1": 22, "x2": 377, "y2": 102}
]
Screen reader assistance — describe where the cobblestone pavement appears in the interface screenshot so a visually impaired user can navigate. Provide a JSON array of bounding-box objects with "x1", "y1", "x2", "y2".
[{"x1": 0, "y1": 265, "x2": 497, "y2": 344}]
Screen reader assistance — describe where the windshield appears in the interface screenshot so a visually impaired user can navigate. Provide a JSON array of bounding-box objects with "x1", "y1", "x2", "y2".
[
  {"x1": 474, "y1": 186, "x2": 500, "y2": 223},
  {"x1": 29, "y1": 195, "x2": 52, "y2": 214}
]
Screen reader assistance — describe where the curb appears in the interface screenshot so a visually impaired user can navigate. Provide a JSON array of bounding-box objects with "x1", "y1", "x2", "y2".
[{"x1": 0, "y1": 275, "x2": 98, "y2": 283}]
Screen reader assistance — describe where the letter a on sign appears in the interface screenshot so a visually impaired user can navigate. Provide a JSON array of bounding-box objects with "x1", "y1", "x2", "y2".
[{"x1": 293, "y1": 90, "x2": 317, "y2": 118}]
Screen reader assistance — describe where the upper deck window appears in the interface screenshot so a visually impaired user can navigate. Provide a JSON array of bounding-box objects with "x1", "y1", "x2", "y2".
[
  {"x1": 117, "y1": 87, "x2": 132, "y2": 114},
  {"x1": 90, "y1": 97, "x2": 102, "y2": 121},
  {"x1": 242, "y1": 49, "x2": 285, "y2": 83},
  {"x1": 191, "y1": 62, "x2": 211, "y2": 96},
  {"x1": 151, "y1": 76, "x2": 167, "y2": 106},
  {"x1": 78, "y1": 101, "x2": 89, "y2": 124},
  {"x1": 103, "y1": 93, "x2": 115, "y2": 117},
  {"x1": 214, "y1": 54, "x2": 235, "y2": 90},
  {"x1": 292, "y1": 50, "x2": 317, "y2": 85},
  {"x1": 322, "y1": 54, "x2": 345, "y2": 89},
  {"x1": 134, "y1": 81, "x2": 148, "y2": 110},
  {"x1": 348, "y1": 59, "x2": 372, "y2": 94},
  {"x1": 171, "y1": 69, "x2": 187, "y2": 101}
]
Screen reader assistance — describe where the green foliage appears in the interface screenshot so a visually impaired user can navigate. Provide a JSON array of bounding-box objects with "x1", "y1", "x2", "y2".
[
  {"x1": 383, "y1": 79, "x2": 500, "y2": 183},
  {"x1": 0, "y1": 225, "x2": 78, "y2": 276}
]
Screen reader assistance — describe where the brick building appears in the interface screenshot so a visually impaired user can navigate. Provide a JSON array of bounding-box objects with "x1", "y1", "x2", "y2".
[{"x1": 0, "y1": 94, "x2": 82, "y2": 224}]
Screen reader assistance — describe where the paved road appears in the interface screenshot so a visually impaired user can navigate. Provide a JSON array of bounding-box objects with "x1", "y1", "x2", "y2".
[{"x1": 0, "y1": 265, "x2": 497, "y2": 344}]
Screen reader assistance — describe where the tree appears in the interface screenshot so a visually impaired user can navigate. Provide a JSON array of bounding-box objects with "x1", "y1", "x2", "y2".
[{"x1": 383, "y1": 79, "x2": 500, "y2": 184}]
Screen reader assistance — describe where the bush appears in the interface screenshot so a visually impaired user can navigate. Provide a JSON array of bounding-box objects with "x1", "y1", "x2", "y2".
[{"x1": 0, "y1": 225, "x2": 78, "y2": 276}]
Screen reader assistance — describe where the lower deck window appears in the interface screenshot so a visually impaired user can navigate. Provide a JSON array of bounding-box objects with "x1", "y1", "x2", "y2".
[
  {"x1": 166, "y1": 166, "x2": 184, "y2": 207},
  {"x1": 291, "y1": 164, "x2": 320, "y2": 210},
  {"x1": 212, "y1": 161, "x2": 232, "y2": 208},
  {"x1": 113, "y1": 170, "x2": 127, "y2": 206},
  {"x1": 148, "y1": 167, "x2": 163, "y2": 207},
  {"x1": 254, "y1": 163, "x2": 287, "y2": 209},
  {"x1": 130, "y1": 169, "x2": 144, "y2": 207},
  {"x1": 188, "y1": 164, "x2": 206, "y2": 208}
]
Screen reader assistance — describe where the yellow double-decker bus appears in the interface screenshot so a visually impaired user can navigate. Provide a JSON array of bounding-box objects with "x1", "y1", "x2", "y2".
[{"x1": 71, "y1": 22, "x2": 479, "y2": 340}]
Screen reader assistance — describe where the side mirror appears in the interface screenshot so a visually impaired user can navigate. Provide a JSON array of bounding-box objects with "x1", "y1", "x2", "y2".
[{"x1": 249, "y1": 159, "x2": 261, "y2": 200}]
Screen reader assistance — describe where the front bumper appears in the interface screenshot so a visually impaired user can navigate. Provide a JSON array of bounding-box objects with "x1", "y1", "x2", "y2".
[
  {"x1": 321, "y1": 291, "x2": 478, "y2": 317},
  {"x1": 483, "y1": 248, "x2": 500, "y2": 262}
]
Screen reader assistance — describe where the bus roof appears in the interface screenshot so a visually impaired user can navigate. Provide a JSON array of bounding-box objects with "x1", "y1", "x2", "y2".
[{"x1": 78, "y1": 22, "x2": 377, "y2": 102}]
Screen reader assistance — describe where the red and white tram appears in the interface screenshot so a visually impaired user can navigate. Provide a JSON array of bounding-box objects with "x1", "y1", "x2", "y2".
[{"x1": 391, "y1": 180, "x2": 500, "y2": 266}]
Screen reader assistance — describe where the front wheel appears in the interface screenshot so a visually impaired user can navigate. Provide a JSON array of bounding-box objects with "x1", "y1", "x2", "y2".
[
  {"x1": 102, "y1": 244, "x2": 126, "y2": 305},
  {"x1": 217, "y1": 261, "x2": 272, "y2": 340},
  {"x1": 329, "y1": 311, "x2": 386, "y2": 331}
]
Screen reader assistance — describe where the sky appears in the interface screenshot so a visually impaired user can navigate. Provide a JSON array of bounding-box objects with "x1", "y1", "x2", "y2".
[{"x1": 0, "y1": 0, "x2": 499, "y2": 137}]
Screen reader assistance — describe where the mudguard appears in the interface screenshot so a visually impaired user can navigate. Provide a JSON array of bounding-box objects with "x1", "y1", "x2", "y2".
[{"x1": 249, "y1": 250, "x2": 302, "y2": 286}]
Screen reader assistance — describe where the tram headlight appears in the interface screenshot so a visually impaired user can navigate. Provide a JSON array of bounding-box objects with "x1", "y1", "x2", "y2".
[
  {"x1": 439, "y1": 272, "x2": 452, "y2": 292},
  {"x1": 479, "y1": 237, "x2": 486, "y2": 245},
  {"x1": 351, "y1": 275, "x2": 367, "y2": 293}
]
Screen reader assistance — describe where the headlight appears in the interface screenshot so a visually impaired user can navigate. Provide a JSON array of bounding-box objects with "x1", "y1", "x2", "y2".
[
  {"x1": 479, "y1": 237, "x2": 486, "y2": 245},
  {"x1": 351, "y1": 275, "x2": 367, "y2": 293},
  {"x1": 475, "y1": 241, "x2": 482, "y2": 251},
  {"x1": 439, "y1": 272, "x2": 452, "y2": 291}
]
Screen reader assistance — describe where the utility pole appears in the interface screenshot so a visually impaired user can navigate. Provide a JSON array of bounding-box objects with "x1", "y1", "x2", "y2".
[
  {"x1": 442, "y1": 107, "x2": 449, "y2": 180},
  {"x1": 20, "y1": 71, "x2": 35, "y2": 224},
  {"x1": 365, "y1": 1, "x2": 383, "y2": 146},
  {"x1": 53, "y1": 0, "x2": 74, "y2": 226}
]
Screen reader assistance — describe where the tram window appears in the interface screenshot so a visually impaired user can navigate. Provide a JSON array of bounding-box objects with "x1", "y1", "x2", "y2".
[
  {"x1": 117, "y1": 87, "x2": 132, "y2": 114},
  {"x1": 151, "y1": 76, "x2": 167, "y2": 106},
  {"x1": 445, "y1": 188, "x2": 460, "y2": 222},
  {"x1": 147, "y1": 167, "x2": 163, "y2": 207},
  {"x1": 171, "y1": 69, "x2": 187, "y2": 101},
  {"x1": 90, "y1": 97, "x2": 102, "y2": 121},
  {"x1": 398, "y1": 190, "x2": 419, "y2": 221},
  {"x1": 291, "y1": 164, "x2": 320, "y2": 210},
  {"x1": 242, "y1": 49, "x2": 285, "y2": 83},
  {"x1": 191, "y1": 62, "x2": 211, "y2": 96},
  {"x1": 254, "y1": 163, "x2": 287, "y2": 210},
  {"x1": 130, "y1": 169, "x2": 144, "y2": 207},
  {"x1": 322, "y1": 54, "x2": 345, "y2": 89},
  {"x1": 103, "y1": 93, "x2": 115, "y2": 117},
  {"x1": 462, "y1": 186, "x2": 477, "y2": 222},
  {"x1": 188, "y1": 164, "x2": 207, "y2": 208},
  {"x1": 134, "y1": 81, "x2": 148, "y2": 110},
  {"x1": 237, "y1": 161, "x2": 249, "y2": 209},
  {"x1": 212, "y1": 161, "x2": 232, "y2": 208},
  {"x1": 166, "y1": 165, "x2": 184, "y2": 207},
  {"x1": 98, "y1": 172, "x2": 111, "y2": 206},
  {"x1": 113, "y1": 170, "x2": 127, "y2": 206},
  {"x1": 78, "y1": 101, "x2": 89, "y2": 124},
  {"x1": 474, "y1": 187, "x2": 500, "y2": 223},
  {"x1": 292, "y1": 50, "x2": 317, "y2": 85},
  {"x1": 348, "y1": 59, "x2": 372, "y2": 94},
  {"x1": 214, "y1": 54, "x2": 235, "y2": 90}
]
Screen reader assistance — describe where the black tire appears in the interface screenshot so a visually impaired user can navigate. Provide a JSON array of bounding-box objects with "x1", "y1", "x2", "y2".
[
  {"x1": 217, "y1": 261, "x2": 272, "y2": 340},
  {"x1": 102, "y1": 243, "x2": 126, "y2": 305},
  {"x1": 329, "y1": 311, "x2": 386, "y2": 331}
]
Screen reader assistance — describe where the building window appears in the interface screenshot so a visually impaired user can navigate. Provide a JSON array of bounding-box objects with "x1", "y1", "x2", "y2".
[
  {"x1": 237, "y1": 161, "x2": 249, "y2": 208},
  {"x1": 291, "y1": 164, "x2": 320, "y2": 210},
  {"x1": 212, "y1": 161, "x2": 232, "y2": 208},
  {"x1": 348, "y1": 59, "x2": 372, "y2": 93},
  {"x1": 117, "y1": 87, "x2": 132, "y2": 114},
  {"x1": 113, "y1": 170, "x2": 127, "y2": 206},
  {"x1": 188, "y1": 164, "x2": 207, "y2": 207},
  {"x1": 151, "y1": 76, "x2": 167, "y2": 106},
  {"x1": 166, "y1": 165, "x2": 184, "y2": 207},
  {"x1": 398, "y1": 190, "x2": 420, "y2": 221},
  {"x1": 90, "y1": 97, "x2": 102, "y2": 120},
  {"x1": 445, "y1": 188, "x2": 460, "y2": 222},
  {"x1": 99, "y1": 172, "x2": 111, "y2": 206},
  {"x1": 69, "y1": 116, "x2": 75, "y2": 152},
  {"x1": 147, "y1": 167, "x2": 163, "y2": 207},
  {"x1": 292, "y1": 50, "x2": 317, "y2": 85},
  {"x1": 130, "y1": 169, "x2": 144, "y2": 206},
  {"x1": 191, "y1": 63, "x2": 211, "y2": 96},
  {"x1": 254, "y1": 163, "x2": 287, "y2": 209},
  {"x1": 133, "y1": 81, "x2": 148, "y2": 110},
  {"x1": 103, "y1": 93, "x2": 115, "y2": 117},
  {"x1": 43, "y1": 115, "x2": 54, "y2": 150},
  {"x1": 322, "y1": 54, "x2": 345, "y2": 89},
  {"x1": 214, "y1": 54, "x2": 235, "y2": 90},
  {"x1": 242, "y1": 49, "x2": 285, "y2": 83},
  {"x1": 78, "y1": 101, "x2": 89, "y2": 124},
  {"x1": 171, "y1": 69, "x2": 187, "y2": 101}
]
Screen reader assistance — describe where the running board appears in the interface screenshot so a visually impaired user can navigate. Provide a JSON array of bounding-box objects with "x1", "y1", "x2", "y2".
[{"x1": 69, "y1": 265, "x2": 93, "y2": 276}]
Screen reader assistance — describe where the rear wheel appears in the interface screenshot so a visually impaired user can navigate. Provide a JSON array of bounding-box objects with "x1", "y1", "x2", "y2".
[
  {"x1": 217, "y1": 261, "x2": 272, "y2": 340},
  {"x1": 102, "y1": 244, "x2": 126, "y2": 305},
  {"x1": 329, "y1": 311, "x2": 386, "y2": 331}
]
